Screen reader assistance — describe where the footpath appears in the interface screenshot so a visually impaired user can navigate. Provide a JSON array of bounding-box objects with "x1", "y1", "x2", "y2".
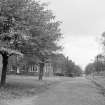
[{"x1": 32, "y1": 77, "x2": 105, "y2": 105}]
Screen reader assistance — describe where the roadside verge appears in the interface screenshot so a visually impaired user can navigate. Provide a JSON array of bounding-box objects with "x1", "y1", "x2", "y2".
[{"x1": 87, "y1": 76, "x2": 105, "y2": 97}]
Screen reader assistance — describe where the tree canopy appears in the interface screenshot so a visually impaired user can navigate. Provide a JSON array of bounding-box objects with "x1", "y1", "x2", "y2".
[
  {"x1": 0, "y1": 0, "x2": 62, "y2": 85},
  {"x1": 85, "y1": 54, "x2": 105, "y2": 75},
  {"x1": 0, "y1": 0, "x2": 62, "y2": 57}
]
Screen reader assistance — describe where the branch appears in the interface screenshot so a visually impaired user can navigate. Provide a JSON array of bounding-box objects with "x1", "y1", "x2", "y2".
[
  {"x1": 0, "y1": 47, "x2": 23, "y2": 57},
  {"x1": 9, "y1": 50, "x2": 23, "y2": 57}
]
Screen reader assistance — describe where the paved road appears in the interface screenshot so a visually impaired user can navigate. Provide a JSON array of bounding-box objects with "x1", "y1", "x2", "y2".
[{"x1": 33, "y1": 77, "x2": 105, "y2": 105}]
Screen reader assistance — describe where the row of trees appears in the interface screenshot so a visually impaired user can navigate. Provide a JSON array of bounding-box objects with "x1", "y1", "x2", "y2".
[
  {"x1": 65, "y1": 58, "x2": 82, "y2": 77},
  {"x1": 52, "y1": 54, "x2": 82, "y2": 77},
  {"x1": 85, "y1": 32, "x2": 105, "y2": 75},
  {"x1": 0, "y1": 0, "x2": 62, "y2": 86},
  {"x1": 0, "y1": 0, "x2": 83, "y2": 87},
  {"x1": 85, "y1": 54, "x2": 105, "y2": 75}
]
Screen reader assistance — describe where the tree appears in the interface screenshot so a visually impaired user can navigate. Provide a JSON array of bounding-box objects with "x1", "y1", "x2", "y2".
[
  {"x1": 85, "y1": 63, "x2": 94, "y2": 75},
  {"x1": 94, "y1": 54, "x2": 105, "y2": 73},
  {"x1": 85, "y1": 54, "x2": 105, "y2": 76},
  {"x1": 51, "y1": 54, "x2": 67, "y2": 76},
  {"x1": 0, "y1": 0, "x2": 62, "y2": 85},
  {"x1": 64, "y1": 58, "x2": 82, "y2": 77},
  {"x1": 27, "y1": 4, "x2": 62, "y2": 80},
  {"x1": 0, "y1": 48, "x2": 23, "y2": 86},
  {"x1": 0, "y1": 0, "x2": 31, "y2": 86},
  {"x1": 72, "y1": 65, "x2": 82, "y2": 77}
]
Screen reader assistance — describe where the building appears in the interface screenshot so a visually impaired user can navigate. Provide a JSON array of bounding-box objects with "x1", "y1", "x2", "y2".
[{"x1": 7, "y1": 55, "x2": 54, "y2": 76}]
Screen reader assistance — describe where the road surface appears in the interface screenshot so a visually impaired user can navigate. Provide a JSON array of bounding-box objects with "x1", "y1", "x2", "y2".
[{"x1": 9, "y1": 77, "x2": 105, "y2": 105}]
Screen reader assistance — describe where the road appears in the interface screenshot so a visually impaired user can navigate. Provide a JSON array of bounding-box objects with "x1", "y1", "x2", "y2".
[
  {"x1": 9, "y1": 77, "x2": 105, "y2": 105},
  {"x1": 34, "y1": 77, "x2": 105, "y2": 105}
]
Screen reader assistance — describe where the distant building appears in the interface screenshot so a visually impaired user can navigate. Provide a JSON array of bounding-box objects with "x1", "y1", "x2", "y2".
[
  {"x1": 7, "y1": 55, "x2": 54, "y2": 76},
  {"x1": 0, "y1": 54, "x2": 65, "y2": 77}
]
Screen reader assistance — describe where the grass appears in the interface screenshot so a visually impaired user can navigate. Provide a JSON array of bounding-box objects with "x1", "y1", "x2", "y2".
[
  {"x1": 89, "y1": 75, "x2": 105, "y2": 97},
  {"x1": 0, "y1": 75, "x2": 60, "y2": 101}
]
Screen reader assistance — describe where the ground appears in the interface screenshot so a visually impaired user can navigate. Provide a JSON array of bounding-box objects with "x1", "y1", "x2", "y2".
[
  {"x1": 34, "y1": 77, "x2": 105, "y2": 105},
  {"x1": 0, "y1": 75, "x2": 105, "y2": 105}
]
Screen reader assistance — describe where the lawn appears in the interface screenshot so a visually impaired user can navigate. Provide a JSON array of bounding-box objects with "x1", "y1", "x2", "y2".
[
  {"x1": 0, "y1": 75, "x2": 60, "y2": 104},
  {"x1": 88, "y1": 75, "x2": 105, "y2": 97}
]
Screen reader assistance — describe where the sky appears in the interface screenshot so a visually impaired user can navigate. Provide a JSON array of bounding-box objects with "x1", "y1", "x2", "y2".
[{"x1": 41, "y1": 0, "x2": 105, "y2": 69}]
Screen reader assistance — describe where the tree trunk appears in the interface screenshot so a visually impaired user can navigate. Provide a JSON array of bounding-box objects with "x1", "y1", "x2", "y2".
[
  {"x1": 0, "y1": 54, "x2": 8, "y2": 87},
  {"x1": 39, "y1": 63, "x2": 44, "y2": 80}
]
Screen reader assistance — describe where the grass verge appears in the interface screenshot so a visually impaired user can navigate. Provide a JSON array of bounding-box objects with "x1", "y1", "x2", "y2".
[
  {"x1": 89, "y1": 76, "x2": 105, "y2": 97},
  {"x1": 0, "y1": 75, "x2": 60, "y2": 101}
]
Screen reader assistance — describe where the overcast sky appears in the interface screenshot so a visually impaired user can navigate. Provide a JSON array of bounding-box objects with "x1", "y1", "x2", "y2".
[{"x1": 41, "y1": 0, "x2": 105, "y2": 69}]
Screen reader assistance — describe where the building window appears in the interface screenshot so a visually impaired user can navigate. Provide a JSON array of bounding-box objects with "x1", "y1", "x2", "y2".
[{"x1": 29, "y1": 65, "x2": 39, "y2": 72}]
